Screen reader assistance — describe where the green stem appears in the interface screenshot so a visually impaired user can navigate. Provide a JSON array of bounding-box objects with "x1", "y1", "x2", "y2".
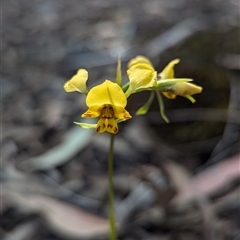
[
  {"x1": 124, "y1": 85, "x2": 132, "y2": 98},
  {"x1": 108, "y1": 133, "x2": 117, "y2": 240}
]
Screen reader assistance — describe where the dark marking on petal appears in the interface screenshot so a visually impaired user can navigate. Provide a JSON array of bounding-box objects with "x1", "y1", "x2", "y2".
[
  {"x1": 100, "y1": 105, "x2": 114, "y2": 119},
  {"x1": 114, "y1": 127, "x2": 118, "y2": 134},
  {"x1": 83, "y1": 113, "x2": 92, "y2": 117},
  {"x1": 96, "y1": 126, "x2": 101, "y2": 132},
  {"x1": 124, "y1": 114, "x2": 131, "y2": 119}
]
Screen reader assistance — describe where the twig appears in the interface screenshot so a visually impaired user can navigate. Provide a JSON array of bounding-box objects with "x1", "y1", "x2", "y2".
[{"x1": 205, "y1": 69, "x2": 240, "y2": 168}]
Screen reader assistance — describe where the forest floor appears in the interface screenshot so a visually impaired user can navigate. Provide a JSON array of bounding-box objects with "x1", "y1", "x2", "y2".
[{"x1": 2, "y1": 0, "x2": 240, "y2": 239}]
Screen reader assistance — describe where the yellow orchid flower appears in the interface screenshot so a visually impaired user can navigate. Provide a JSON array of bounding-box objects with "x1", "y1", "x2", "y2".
[
  {"x1": 127, "y1": 56, "x2": 202, "y2": 99},
  {"x1": 64, "y1": 69, "x2": 89, "y2": 94},
  {"x1": 81, "y1": 80, "x2": 131, "y2": 134},
  {"x1": 158, "y1": 59, "x2": 202, "y2": 99},
  {"x1": 126, "y1": 56, "x2": 202, "y2": 98},
  {"x1": 126, "y1": 56, "x2": 203, "y2": 122},
  {"x1": 126, "y1": 56, "x2": 157, "y2": 96}
]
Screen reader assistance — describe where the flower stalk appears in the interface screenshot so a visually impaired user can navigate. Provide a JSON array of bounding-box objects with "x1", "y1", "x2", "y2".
[{"x1": 108, "y1": 133, "x2": 117, "y2": 240}]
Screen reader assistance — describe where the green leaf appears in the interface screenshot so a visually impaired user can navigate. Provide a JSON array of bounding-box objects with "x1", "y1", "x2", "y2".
[{"x1": 136, "y1": 91, "x2": 155, "y2": 115}]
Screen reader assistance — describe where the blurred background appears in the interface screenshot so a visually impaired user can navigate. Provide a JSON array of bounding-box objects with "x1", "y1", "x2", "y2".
[{"x1": 2, "y1": 0, "x2": 240, "y2": 239}]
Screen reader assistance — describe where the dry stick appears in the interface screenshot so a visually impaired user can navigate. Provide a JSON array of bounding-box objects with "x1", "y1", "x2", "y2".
[{"x1": 203, "y1": 70, "x2": 240, "y2": 169}]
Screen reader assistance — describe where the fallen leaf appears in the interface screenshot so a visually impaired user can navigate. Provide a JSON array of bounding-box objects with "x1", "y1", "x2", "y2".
[
  {"x1": 2, "y1": 189, "x2": 109, "y2": 240},
  {"x1": 172, "y1": 153, "x2": 240, "y2": 204},
  {"x1": 19, "y1": 125, "x2": 94, "y2": 172}
]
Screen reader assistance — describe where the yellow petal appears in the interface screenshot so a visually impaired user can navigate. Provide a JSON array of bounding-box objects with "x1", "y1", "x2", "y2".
[
  {"x1": 159, "y1": 59, "x2": 180, "y2": 79},
  {"x1": 96, "y1": 118, "x2": 118, "y2": 134},
  {"x1": 128, "y1": 63, "x2": 155, "y2": 71},
  {"x1": 161, "y1": 82, "x2": 202, "y2": 99},
  {"x1": 161, "y1": 92, "x2": 177, "y2": 99},
  {"x1": 64, "y1": 69, "x2": 88, "y2": 93},
  {"x1": 172, "y1": 82, "x2": 203, "y2": 96},
  {"x1": 86, "y1": 80, "x2": 127, "y2": 108},
  {"x1": 128, "y1": 55, "x2": 154, "y2": 69},
  {"x1": 81, "y1": 105, "x2": 102, "y2": 118},
  {"x1": 112, "y1": 106, "x2": 132, "y2": 119},
  {"x1": 127, "y1": 64, "x2": 157, "y2": 91}
]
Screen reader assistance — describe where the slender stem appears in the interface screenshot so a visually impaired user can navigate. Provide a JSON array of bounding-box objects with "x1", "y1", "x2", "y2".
[
  {"x1": 124, "y1": 85, "x2": 132, "y2": 98},
  {"x1": 108, "y1": 133, "x2": 117, "y2": 240}
]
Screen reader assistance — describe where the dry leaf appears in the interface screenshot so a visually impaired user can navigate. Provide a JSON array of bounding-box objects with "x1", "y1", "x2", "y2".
[
  {"x1": 2, "y1": 189, "x2": 109, "y2": 240},
  {"x1": 172, "y1": 153, "x2": 240, "y2": 204}
]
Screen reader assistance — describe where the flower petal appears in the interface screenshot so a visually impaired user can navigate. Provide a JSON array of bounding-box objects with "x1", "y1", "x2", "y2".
[
  {"x1": 128, "y1": 56, "x2": 154, "y2": 69},
  {"x1": 86, "y1": 80, "x2": 127, "y2": 108},
  {"x1": 64, "y1": 69, "x2": 88, "y2": 93},
  {"x1": 96, "y1": 118, "x2": 118, "y2": 134},
  {"x1": 161, "y1": 82, "x2": 202, "y2": 99},
  {"x1": 159, "y1": 59, "x2": 180, "y2": 79},
  {"x1": 154, "y1": 78, "x2": 193, "y2": 91},
  {"x1": 112, "y1": 106, "x2": 132, "y2": 119},
  {"x1": 127, "y1": 64, "x2": 157, "y2": 91},
  {"x1": 81, "y1": 105, "x2": 102, "y2": 118},
  {"x1": 161, "y1": 92, "x2": 177, "y2": 99},
  {"x1": 172, "y1": 82, "x2": 203, "y2": 96}
]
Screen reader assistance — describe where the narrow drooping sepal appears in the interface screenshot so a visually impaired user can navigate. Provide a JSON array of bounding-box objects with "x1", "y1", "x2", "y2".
[
  {"x1": 74, "y1": 122, "x2": 97, "y2": 129},
  {"x1": 155, "y1": 91, "x2": 169, "y2": 123},
  {"x1": 136, "y1": 91, "x2": 155, "y2": 116}
]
